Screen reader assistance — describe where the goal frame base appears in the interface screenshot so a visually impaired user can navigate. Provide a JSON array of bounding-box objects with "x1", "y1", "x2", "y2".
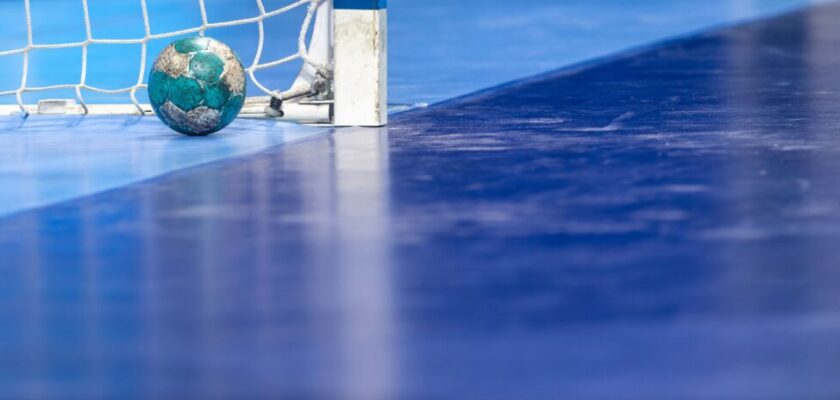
[{"x1": 0, "y1": 98, "x2": 333, "y2": 125}]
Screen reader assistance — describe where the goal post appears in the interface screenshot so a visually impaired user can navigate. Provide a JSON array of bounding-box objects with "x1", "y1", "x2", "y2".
[
  {"x1": 333, "y1": 0, "x2": 387, "y2": 127},
  {"x1": 0, "y1": 0, "x2": 388, "y2": 127}
]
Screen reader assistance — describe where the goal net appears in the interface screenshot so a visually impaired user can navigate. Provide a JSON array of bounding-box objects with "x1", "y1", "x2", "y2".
[{"x1": 0, "y1": 0, "x2": 387, "y2": 126}]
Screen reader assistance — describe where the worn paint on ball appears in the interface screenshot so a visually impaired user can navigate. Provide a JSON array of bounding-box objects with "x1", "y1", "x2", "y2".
[{"x1": 149, "y1": 37, "x2": 246, "y2": 136}]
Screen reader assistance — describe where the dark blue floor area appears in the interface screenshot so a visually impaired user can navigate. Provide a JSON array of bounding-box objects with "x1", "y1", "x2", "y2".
[{"x1": 3, "y1": 3, "x2": 840, "y2": 399}]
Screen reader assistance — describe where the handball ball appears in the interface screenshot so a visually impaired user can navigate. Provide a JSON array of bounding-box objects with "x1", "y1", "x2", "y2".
[{"x1": 149, "y1": 37, "x2": 246, "y2": 136}]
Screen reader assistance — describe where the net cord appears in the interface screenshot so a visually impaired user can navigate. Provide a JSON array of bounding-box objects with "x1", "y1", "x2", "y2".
[{"x1": 0, "y1": 0, "x2": 329, "y2": 115}]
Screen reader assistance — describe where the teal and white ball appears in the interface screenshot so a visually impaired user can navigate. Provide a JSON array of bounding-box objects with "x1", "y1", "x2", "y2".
[{"x1": 148, "y1": 37, "x2": 246, "y2": 136}]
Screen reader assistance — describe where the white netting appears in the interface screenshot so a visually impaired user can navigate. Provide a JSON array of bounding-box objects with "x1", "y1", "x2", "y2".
[{"x1": 0, "y1": 0, "x2": 331, "y2": 115}]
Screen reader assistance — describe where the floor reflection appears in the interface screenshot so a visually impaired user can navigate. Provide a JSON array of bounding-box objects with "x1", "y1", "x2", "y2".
[{"x1": 0, "y1": 126, "x2": 398, "y2": 398}]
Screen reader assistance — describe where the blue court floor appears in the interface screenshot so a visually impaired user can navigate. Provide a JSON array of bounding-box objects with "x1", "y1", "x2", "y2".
[
  {"x1": 0, "y1": 0, "x2": 827, "y2": 217},
  {"x1": 3, "y1": 1, "x2": 840, "y2": 399}
]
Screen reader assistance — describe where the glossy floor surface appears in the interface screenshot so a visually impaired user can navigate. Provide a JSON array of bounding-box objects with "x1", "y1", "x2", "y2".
[
  {"x1": 4, "y1": 1, "x2": 840, "y2": 399},
  {"x1": 0, "y1": 0, "x2": 825, "y2": 217}
]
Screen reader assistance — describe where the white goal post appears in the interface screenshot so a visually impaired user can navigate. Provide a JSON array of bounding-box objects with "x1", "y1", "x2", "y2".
[{"x1": 0, "y1": 0, "x2": 387, "y2": 127}]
